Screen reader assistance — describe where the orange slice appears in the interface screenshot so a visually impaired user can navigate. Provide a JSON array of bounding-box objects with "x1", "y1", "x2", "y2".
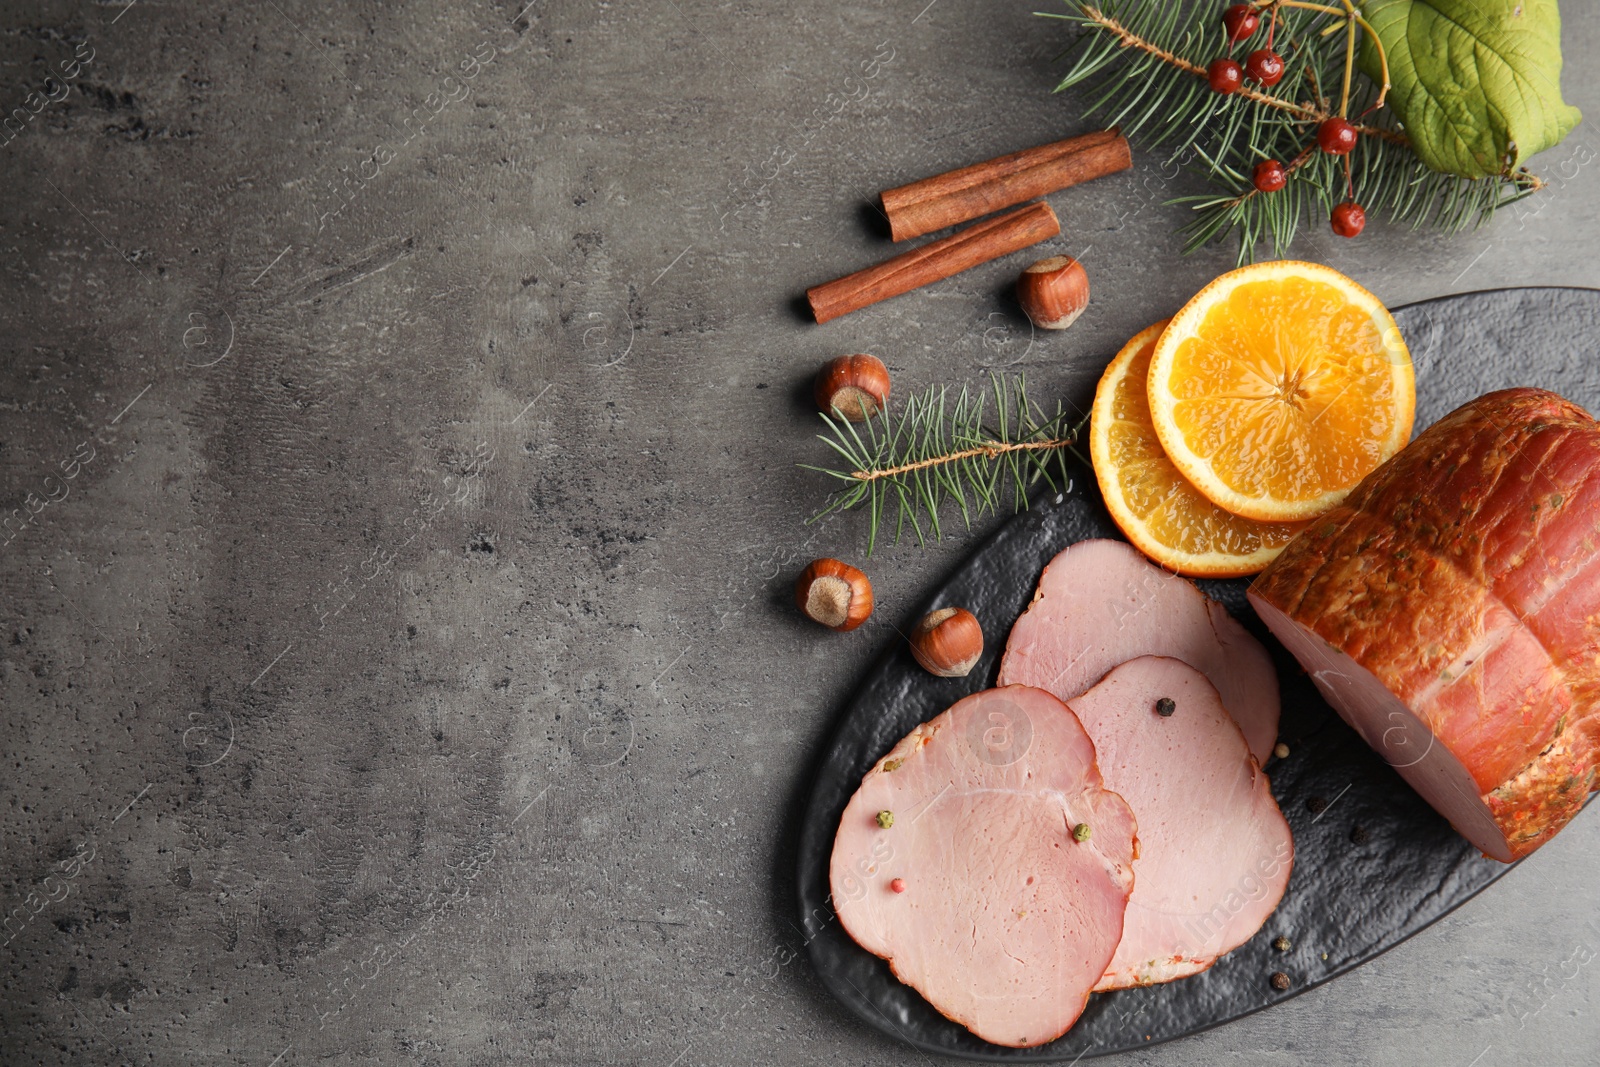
[
  {"x1": 1146, "y1": 261, "x2": 1414, "y2": 522},
  {"x1": 1092, "y1": 321, "x2": 1308, "y2": 578}
]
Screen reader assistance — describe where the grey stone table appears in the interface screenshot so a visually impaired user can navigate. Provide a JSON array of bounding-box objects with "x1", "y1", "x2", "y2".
[{"x1": 2, "y1": 2, "x2": 1597, "y2": 1064}]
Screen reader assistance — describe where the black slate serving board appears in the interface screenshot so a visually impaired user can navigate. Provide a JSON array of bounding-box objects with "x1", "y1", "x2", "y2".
[{"x1": 796, "y1": 287, "x2": 1600, "y2": 1061}]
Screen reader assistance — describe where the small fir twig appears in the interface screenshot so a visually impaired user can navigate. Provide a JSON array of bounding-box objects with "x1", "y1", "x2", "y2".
[{"x1": 803, "y1": 374, "x2": 1087, "y2": 555}]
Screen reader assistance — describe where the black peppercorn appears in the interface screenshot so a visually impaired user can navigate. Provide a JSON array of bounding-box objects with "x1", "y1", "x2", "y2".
[
  {"x1": 1307, "y1": 796, "x2": 1328, "y2": 814},
  {"x1": 1349, "y1": 824, "x2": 1369, "y2": 845},
  {"x1": 1270, "y1": 971, "x2": 1291, "y2": 991},
  {"x1": 1155, "y1": 697, "x2": 1176, "y2": 717},
  {"x1": 1272, "y1": 936, "x2": 1291, "y2": 952}
]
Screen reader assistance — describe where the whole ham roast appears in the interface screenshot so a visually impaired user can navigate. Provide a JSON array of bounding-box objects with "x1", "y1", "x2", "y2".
[{"x1": 1251, "y1": 388, "x2": 1600, "y2": 861}]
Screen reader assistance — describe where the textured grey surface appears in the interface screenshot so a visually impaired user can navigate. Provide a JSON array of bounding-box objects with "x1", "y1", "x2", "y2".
[{"x1": 1, "y1": 2, "x2": 1597, "y2": 1065}]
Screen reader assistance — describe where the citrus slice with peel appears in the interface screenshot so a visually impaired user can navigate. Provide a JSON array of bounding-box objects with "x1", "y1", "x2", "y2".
[
  {"x1": 1092, "y1": 321, "x2": 1308, "y2": 578},
  {"x1": 1146, "y1": 261, "x2": 1414, "y2": 522}
]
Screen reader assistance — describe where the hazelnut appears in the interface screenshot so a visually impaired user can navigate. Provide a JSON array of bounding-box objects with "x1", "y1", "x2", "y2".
[
  {"x1": 908, "y1": 607, "x2": 983, "y2": 677},
  {"x1": 814, "y1": 354, "x2": 890, "y2": 422},
  {"x1": 795, "y1": 558, "x2": 874, "y2": 631},
  {"x1": 1015, "y1": 256, "x2": 1089, "y2": 331}
]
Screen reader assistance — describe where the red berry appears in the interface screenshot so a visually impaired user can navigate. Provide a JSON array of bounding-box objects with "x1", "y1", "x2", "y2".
[
  {"x1": 1244, "y1": 49, "x2": 1285, "y2": 87},
  {"x1": 1208, "y1": 58, "x2": 1244, "y2": 95},
  {"x1": 1222, "y1": 4, "x2": 1259, "y2": 42},
  {"x1": 1331, "y1": 202, "x2": 1366, "y2": 237},
  {"x1": 1317, "y1": 117, "x2": 1358, "y2": 155},
  {"x1": 1252, "y1": 159, "x2": 1287, "y2": 193},
  {"x1": 890, "y1": 878, "x2": 907, "y2": 894}
]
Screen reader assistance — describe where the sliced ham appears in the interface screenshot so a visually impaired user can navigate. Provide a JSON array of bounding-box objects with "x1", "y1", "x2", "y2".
[
  {"x1": 1064, "y1": 656, "x2": 1293, "y2": 989},
  {"x1": 999, "y1": 538, "x2": 1281, "y2": 762},
  {"x1": 829, "y1": 685, "x2": 1137, "y2": 1048},
  {"x1": 1250, "y1": 388, "x2": 1600, "y2": 862}
]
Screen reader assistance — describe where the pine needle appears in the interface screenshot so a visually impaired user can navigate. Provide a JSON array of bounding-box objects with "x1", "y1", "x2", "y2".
[{"x1": 802, "y1": 374, "x2": 1087, "y2": 555}]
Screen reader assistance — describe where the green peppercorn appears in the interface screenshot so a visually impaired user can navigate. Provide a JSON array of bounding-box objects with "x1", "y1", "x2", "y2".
[
  {"x1": 876, "y1": 810, "x2": 895, "y2": 829},
  {"x1": 1071, "y1": 823, "x2": 1091, "y2": 842}
]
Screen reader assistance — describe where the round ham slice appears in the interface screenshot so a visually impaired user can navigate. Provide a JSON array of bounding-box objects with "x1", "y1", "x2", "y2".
[
  {"x1": 999, "y1": 538, "x2": 1281, "y2": 763},
  {"x1": 1250, "y1": 388, "x2": 1600, "y2": 862},
  {"x1": 829, "y1": 685, "x2": 1137, "y2": 1048},
  {"x1": 1063, "y1": 657, "x2": 1293, "y2": 989}
]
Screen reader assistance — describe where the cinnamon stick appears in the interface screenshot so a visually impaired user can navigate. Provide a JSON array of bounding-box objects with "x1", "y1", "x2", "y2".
[
  {"x1": 806, "y1": 201, "x2": 1059, "y2": 324},
  {"x1": 880, "y1": 129, "x2": 1131, "y2": 242}
]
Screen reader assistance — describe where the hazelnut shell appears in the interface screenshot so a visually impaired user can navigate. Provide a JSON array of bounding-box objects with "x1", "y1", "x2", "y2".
[
  {"x1": 908, "y1": 606, "x2": 984, "y2": 677},
  {"x1": 795, "y1": 558, "x2": 874, "y2": 631},
  {"x1": 1016, "y1": 256, "x2": 1089, "y2": 331},
  {"x1": 814, "y1": 354, "x2": 890, "y2": 422}
]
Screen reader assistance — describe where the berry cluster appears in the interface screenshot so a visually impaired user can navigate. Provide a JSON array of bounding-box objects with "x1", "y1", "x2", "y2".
[
  {"x1": 1209, "y1": 4, "x2": 1283, "y2": 93},
  {"x1": 1210, "y1": 4, "x2": 1365, "y2": 238}
]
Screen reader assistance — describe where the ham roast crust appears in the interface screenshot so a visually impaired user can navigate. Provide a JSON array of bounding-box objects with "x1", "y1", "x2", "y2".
[
  {"x1": 1250, "y1": 388, "x2": 1600, "y2": 861},
  {"x1": 829, "y1": 686, "x2": 1137, "y2": 1048}
]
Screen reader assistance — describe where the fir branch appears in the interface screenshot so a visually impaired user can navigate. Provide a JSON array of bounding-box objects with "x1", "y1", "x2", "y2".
[
  {"x1": 802, "y1": 374, "x2": 1086, "y2": 555},
  {"x1": 1045, "y1": 0, "x2": 1545, "y2": 262},
  {"x1": 1056, "y1": 4, "x2": 1405, "y2": 143}
]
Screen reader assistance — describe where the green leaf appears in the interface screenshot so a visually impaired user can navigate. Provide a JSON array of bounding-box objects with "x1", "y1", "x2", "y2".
[{"x1": 1359, "y1": 0, "x2": 1581, "y2": 179}]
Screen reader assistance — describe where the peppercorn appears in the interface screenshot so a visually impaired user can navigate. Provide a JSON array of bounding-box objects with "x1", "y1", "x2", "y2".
[
  {"x1": 1272, "y1": 936, "x2": 1291, "y2": 952},
  {"x1": 889, "y1": 877, "x2": 907, "y2": 894},
  {"x1": 881, "y1": 759, "x2": 903, "y2": 773},
  {"x1": 1273, "y1": 742, "x2": 1290, "y2": 760},
  {"x1": 1072, "y1": 823, "x2": 1092, "y2": 842},
  {"x1": 1307, "y1": 796, "x2": 1328, "y2": 815},
  {"x1": 1270, "y1": 971, "x2": 1291, "y2": 990},
  {"x1": 876, "y1": 810, "x2": 894, "y2": 829},
  {"x1": 1349, "y1": 824, "x2": 1369, "y2": 845},
  {"x1": 1155, "y1": 697, "x2": 1176, "y2": 718}
]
